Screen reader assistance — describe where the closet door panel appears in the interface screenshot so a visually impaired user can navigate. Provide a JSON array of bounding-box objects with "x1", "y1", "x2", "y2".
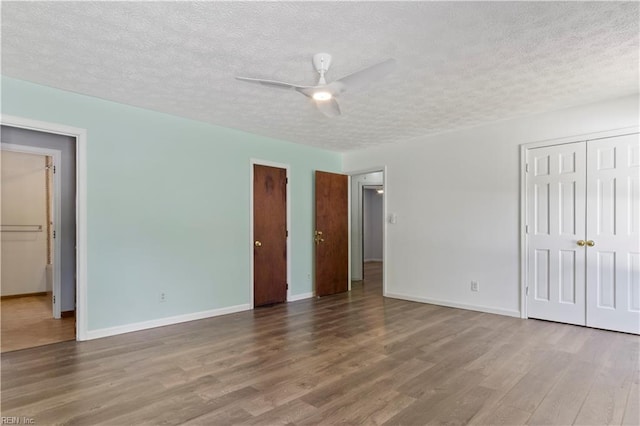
[
  {"x1": 586, "y1": 134, "x2": 640, "y2": 334},
  {"x1": 527, "y1": 142, "x2": 586, "y2": 325}
]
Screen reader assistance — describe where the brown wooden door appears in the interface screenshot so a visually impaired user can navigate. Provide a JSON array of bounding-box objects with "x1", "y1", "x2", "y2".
[
  {"x1": 253, "y1": 164, "x2": 287, "y2": 307},
  {"x1": 315, "y1": 170, "x2": 349, "y2": 296}
]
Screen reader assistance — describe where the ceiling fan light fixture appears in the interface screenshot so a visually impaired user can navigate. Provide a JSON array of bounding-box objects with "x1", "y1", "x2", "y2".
[
  {"x1": 312, "y1": 91, "x2": 332, "y2": 101},
  {"x1": 236, "y1": 54, "x2": 396, "y2": 117}
]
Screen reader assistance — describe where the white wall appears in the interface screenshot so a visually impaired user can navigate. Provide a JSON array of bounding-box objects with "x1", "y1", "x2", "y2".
[
  {"x1": 350, "y1": 171, "x2": 383, "y2": 280},
  {"x1": 344, "y1": 94, "x2": 639, "y2": 317},
  {"x1": 363, "y1": 188, "x2": 383, "y2": 262}
]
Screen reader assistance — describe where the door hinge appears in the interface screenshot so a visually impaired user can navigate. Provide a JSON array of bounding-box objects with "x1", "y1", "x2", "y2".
[
  {"x1": 286, "y1": 178, "x2": 289, "y2": 184},
  {"x1": 286, "y1": 230, "x2": 289, "y2": 237},
  {"x1": 53, "y1": 230, "x2": 56, "y2": 239},
  {"x1": 526, "y1": 287, "x2": 529, "y2": 296},
  {"x1": 53, "y1": 295, "x2": 56, "y2": 303},
  {"x1": 525, "y1": 163, "x2": 529, "y2": 173},
  {"x1": 525, "y1": 225, "x2": 529, "y2": 234},
  {"x1": 286, "y1": 283, "x2": 289, "y2": 289}
]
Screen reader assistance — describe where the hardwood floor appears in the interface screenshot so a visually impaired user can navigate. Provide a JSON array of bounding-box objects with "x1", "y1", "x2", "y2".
[
  {"x1": 363, "y1": 261, "x2": 382, "y2": 290},
  {"x1": 1, "y1": 264, "x2": 638, "y2": 425},
  {"x1": 1, "y1": 294, "x2": 75, "y2": 353}
]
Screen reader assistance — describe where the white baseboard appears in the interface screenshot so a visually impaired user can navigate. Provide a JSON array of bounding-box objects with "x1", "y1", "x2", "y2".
[
  {"x1": 364, "y1": 258, "x2": 383, "y2": 263},
  {"x1": 84, "y1": 303, "x2": 251, "y2": 340},
  {"x1": 289, "y1": 292, "x2": 314, "y2": 302},
  {"x1": 384, "y1": 292, "x2": 520, "y2": 318}
]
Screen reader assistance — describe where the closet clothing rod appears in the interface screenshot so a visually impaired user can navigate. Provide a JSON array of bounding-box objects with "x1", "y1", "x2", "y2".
[{"x1": 1, "y1": 225, "x2": 43, "y2": 232}]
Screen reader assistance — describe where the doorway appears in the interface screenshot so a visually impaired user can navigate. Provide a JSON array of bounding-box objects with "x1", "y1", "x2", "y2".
[
  {"x1": 350, "y1": 170, "x2": 385, "y2": 294},
  {"x1": 1, "y1": 142, "x2": 75, "y2": 351},
  {"x1": 362, "y1": 186, "x2": 384, "y2": 289},
  {"x1": 1, "y1": 117, "x2": 86, "y2": 341}
]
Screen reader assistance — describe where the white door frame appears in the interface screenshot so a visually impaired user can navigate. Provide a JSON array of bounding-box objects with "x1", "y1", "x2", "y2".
[
  {"x1": 519, "y1": 126, "x2": 639, "y2": 319},
  {"x1": 345, "y1": 166, "x2": 387, "y2": 296},
  {"x1": 1, "y1": 143, "x2": 63, "y2": 318},
  {"x1": 1, "y1": 114, "x2": 88, "y2": 340},
  {"x1": 249, "y1": 159, "x2": 291, "y2": 308}
]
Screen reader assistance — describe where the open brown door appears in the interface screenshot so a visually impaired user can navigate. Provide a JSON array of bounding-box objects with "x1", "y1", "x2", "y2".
[
  {"x1": 315, "y1": 171, "x2": 349, "y2": 297},
  {"x1": 253, "y1": 164, "x2": 287, "y2": 307}
]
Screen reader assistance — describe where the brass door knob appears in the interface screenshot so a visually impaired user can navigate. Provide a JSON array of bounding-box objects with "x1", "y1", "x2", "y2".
[
  {"x1": 577, "y1": 240, "x2": 586, "y2": 247},
  {"x1": 586, "y1": 240, "x2": 595, "y2": 247},
  {"x1": 254, "y1": 241, "x2": 262, "y2": 247}
]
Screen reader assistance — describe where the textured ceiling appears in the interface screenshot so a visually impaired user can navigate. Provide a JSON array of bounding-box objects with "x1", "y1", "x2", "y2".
[{"x1": 2, "y1": 1, "x2": 638, "y2": 152}]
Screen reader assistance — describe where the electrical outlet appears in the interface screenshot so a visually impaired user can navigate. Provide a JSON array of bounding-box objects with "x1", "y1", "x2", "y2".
[
  {"x1": 471, "y1": 281, "x2": 479, "y2": 292},
  {"x1": 160, "y1": 292, "x2": 166, "y2": 303}
]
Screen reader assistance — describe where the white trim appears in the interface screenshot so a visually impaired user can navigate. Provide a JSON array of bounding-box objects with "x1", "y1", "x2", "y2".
[
  {"x1": 519, "y1": 126, "x2": 640, "y2": 321},
  {"x1": 385, "y1": 292, "x2": 521, "y2": 318},
  {"x1": 355, "y1": 180, "x2": 365, "y2": 281},
  {"x1": 1, "y1": 143, "x2": 63, "y2": 319},
  {"x1": 1, "y1": 114, "x2": 88, "y2": 340},
  {"x1": 249, "y1": 159, "x2": 291, "y2": 307},
  {"x1": 85, "y1": 304, "x2": 251, "y2": 340},
  {"x1": 519, "y1": 144, "x2": 527, "y2": 319},
  {"x1": 522, "y1": 126, "x2": 639, "y2": 150},
  {"x1": 347, "y1": 175, "x2": 351, "y2": 291},
  {"x1": 288, "y1": 292, "x2": 314, "y2": 302},
  {"x1": 345, "y1": 166, "x2": 388, "y2": 296}
]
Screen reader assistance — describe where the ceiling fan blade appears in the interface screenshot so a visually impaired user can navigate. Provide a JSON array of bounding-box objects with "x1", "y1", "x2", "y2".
[
  {"x1": 296, "y1": 86, "x2": 315, "y2": 98},
  {"x1": 315, "y1": 98, "x2": 341, "y2": 117},
  {"x1": 235, "y1": 76, "x2": 311, "y2": 91},
  {"x1": 333, "y1": 58, "x2": 396, "y2": 93}
]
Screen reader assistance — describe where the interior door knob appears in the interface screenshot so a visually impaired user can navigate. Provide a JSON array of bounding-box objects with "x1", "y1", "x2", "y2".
[
  {"x1": 577, "y1": 240, "x2": 586, "y2": 247},
  {"x1": 586, "y1": 240, "x2": 595, "y2": 247},
  {"x1": 254, "y1": 240, "x2": 262, "y2": 247}
]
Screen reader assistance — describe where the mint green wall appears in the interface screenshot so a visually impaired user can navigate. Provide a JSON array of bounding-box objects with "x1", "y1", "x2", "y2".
[{"x1": 1, "y1": 76, "x2": 342, "y2": 331}]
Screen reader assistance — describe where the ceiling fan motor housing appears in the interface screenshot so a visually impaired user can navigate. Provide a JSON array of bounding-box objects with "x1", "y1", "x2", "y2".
[{"x1": 313, "y1": 53, "x2": 332, "y2": 73}]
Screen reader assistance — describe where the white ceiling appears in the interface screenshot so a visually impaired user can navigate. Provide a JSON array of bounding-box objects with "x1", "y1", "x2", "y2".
[{"x1": 2, "y1": 1, "x2": 638, "y2": 152}]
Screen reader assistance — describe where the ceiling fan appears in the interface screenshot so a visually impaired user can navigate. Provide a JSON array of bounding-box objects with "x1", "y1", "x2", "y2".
[{"x1": 235, "y1": 53, "x2": 396, "y2": 117}]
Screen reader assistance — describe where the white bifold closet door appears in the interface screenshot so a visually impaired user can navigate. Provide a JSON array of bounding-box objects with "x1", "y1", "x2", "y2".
[
  {"x1": 527, "y1": 142, "x2": 587, "y2": 327},
  {"x1": 527, "y1": 133, "x2": 640, "y2": 334},
  {"x1": 585, "y1": 134, "x2": 640, "y2": 333}
]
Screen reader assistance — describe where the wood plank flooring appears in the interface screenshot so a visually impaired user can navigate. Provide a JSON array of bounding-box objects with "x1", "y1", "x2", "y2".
[
  {"x1": 1, "y1": 294, "x2": 75, "y2": 353},
  {"x1": 1, "y1": 263, "x2": 639, "y2": 425}
]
